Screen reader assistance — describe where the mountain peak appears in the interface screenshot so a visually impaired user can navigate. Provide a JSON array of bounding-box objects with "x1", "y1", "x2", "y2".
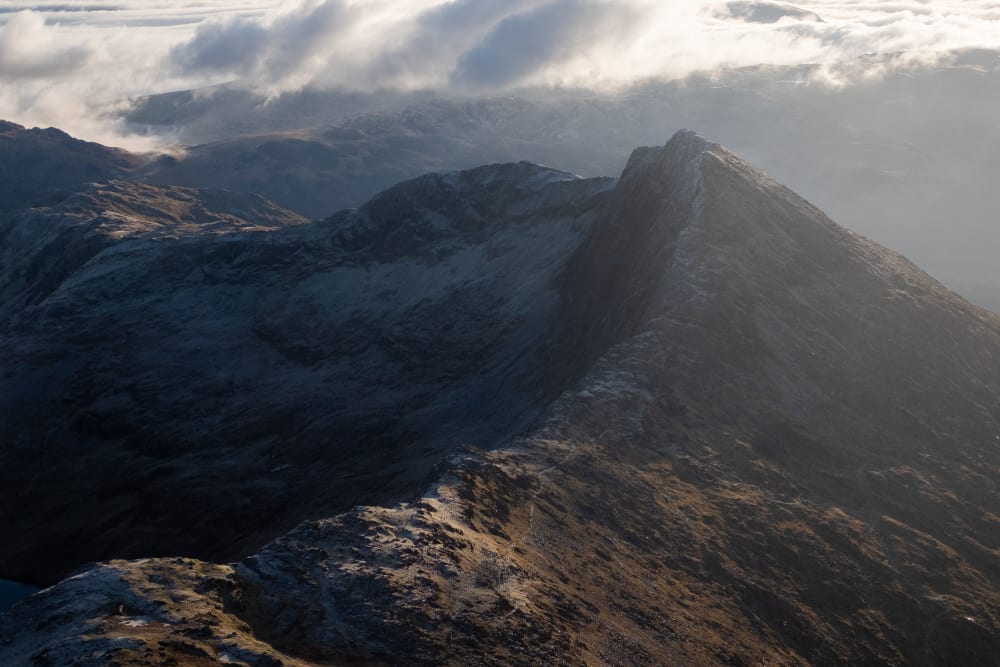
[
  {"x1": 621, "y1": 129, "x2": 717, "y2": 177},
  {"x1": 332, "y1": 160, "x2": 611, "y2": 265},
  {"x1": 666, "y1": 128, "x2": 718, "y2": 153},
  {"x1": 616, "y1": 130, "x2": 728, "y2": 207},
  {"x1": 437, "y1": 160, "x2": 580, "y2": 191}
]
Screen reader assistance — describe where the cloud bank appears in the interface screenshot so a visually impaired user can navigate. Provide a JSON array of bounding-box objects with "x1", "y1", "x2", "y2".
[{"x1": 2, "y1": 1, "x2": 1000, "y2": 146}]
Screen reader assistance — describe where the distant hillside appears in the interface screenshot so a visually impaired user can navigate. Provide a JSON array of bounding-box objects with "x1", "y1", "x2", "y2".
[{"x1": 0, "y1": 122, "x2": 142, "y2": 213}]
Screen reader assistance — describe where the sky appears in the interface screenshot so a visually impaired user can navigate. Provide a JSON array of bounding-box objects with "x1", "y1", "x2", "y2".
[{"x1": 1, "y1": 1, "x2": 1000, "y2": 147}]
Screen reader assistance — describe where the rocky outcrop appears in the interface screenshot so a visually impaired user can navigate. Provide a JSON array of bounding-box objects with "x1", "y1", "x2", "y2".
[{"x1": 2, "y1": 132, "x2": 1000, "y2": 665}]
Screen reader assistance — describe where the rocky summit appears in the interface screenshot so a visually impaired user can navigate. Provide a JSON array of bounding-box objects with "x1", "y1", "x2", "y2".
[{"x1": 1, "y1": 131, "x2": 999, "y2": 666}]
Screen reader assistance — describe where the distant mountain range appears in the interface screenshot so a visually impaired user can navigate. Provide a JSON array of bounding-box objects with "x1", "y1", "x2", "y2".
[
  {"x1": 7, "y1": 54, "x2": 1000, "y2": 315},
  {"x1": 122, "y1": 56, "x2": 1000, "y2": 314},
  {"x1": 1, "y1": 129, "x2": 998, "y2": 665}
]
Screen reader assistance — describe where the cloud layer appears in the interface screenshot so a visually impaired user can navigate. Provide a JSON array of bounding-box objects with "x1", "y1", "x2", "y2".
[{"x1": 2, "y1": 1, "x2": 1000, "y2": 146}]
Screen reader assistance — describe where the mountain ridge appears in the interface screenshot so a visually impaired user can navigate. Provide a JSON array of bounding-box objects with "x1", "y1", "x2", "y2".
[
  {"x1": 2, "y1": 131, "x2": 999, "y2": 665},
  {"x1": 9, "y1": 70, "x2": 1000, "y2": 315}
]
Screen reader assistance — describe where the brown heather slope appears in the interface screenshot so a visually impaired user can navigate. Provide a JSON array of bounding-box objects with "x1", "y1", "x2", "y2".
[{"x1": 2, "y1": 132, "x2": 1000, "y2": 665}]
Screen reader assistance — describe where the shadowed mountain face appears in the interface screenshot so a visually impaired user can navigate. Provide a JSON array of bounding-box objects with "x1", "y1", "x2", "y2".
[
  {"x1": 2, "y1": 132, "x2": 1000, "y2": 665},
  {"x1": 0, "y1": 165, "x2": 614, "y2": 585}
]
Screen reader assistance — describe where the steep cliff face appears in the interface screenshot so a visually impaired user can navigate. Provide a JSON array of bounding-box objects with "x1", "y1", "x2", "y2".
[{"x1": 2, "y1": 132, "x2": 1000, "y2": 666}]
